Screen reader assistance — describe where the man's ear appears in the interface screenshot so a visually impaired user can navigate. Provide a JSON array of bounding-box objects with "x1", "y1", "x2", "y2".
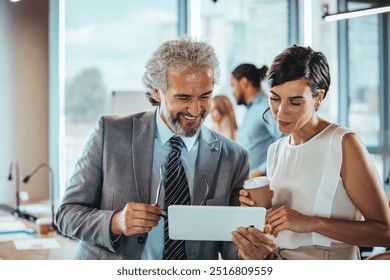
[
  {"x1": 153, "y1": 89, "x2": 161, "y2": 102},
  {"x1": 239, "y1": 77, "x2": 249, "y2": 88}
]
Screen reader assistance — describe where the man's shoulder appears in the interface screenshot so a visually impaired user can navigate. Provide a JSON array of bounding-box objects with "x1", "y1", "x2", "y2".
[{"x1": 100, "y1": 110, "x2": 156, "y2": 126}]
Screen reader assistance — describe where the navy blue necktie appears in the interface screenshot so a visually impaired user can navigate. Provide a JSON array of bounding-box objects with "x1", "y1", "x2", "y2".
[{"x1": 163, "y1": 136, "x2": 191, "y2": 260}]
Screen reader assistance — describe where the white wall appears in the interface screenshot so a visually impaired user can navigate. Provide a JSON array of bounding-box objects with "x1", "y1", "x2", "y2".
[{"x1": 0, "y1": 0, "x2": 49, "y2": 204}]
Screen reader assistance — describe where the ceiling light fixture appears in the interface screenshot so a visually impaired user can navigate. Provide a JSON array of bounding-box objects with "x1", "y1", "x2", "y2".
[{"x1": 324, "y1": 5, "x2": 390, "y2": 21}]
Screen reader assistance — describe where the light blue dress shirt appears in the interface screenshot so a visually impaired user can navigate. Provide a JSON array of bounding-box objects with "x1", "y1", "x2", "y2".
[
  {"x1": 236, "y1": 92, "x2": 282, "y2": 173},
  {"x1": 140, "y1": 109, "x2": 199, "y2": 260}
]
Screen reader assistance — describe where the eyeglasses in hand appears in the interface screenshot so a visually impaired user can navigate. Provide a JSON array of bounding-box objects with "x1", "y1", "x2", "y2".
[{"x1": 155, "y1": 166, "x2": 210, "y2": 219}]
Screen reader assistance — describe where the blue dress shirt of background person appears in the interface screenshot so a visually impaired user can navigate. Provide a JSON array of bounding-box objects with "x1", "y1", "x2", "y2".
[{"x1": 232, "y1": 63, "x2": 282, "y2": 177}]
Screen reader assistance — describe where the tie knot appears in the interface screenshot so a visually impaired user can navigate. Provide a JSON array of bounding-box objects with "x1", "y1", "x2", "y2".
[{"x1": 170, "y1": 136, "x2": 185, "y2": 153}]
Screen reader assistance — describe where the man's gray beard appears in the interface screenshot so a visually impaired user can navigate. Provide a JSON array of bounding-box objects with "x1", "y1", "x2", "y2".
[{"x1": 164, "y1": 111, "x2": 207, "y2": 137}]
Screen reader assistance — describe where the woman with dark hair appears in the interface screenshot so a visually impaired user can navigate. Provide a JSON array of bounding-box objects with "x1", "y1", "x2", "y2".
[
  {"x1": 231, "y1": 63, "x2": 282, "y2": 178},
  {"x1": 235, "y1": 45, "x2": 390, "y2": 260}
]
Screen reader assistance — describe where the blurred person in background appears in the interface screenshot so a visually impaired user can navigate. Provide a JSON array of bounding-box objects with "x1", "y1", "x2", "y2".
[
  {"x1": 231, "y1": 63, "x2": 282, "y2": 178},
  {"x1": 210, "y1": 95, "x2": 238, "y2": 140}
]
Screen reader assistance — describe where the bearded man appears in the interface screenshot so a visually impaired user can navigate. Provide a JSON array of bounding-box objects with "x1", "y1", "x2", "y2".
[{"x1": 55, "y1": 37, "x2": 275, "y2": 260}]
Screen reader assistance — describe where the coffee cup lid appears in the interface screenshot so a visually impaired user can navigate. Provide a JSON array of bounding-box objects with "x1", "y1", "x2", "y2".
[{"x1": 243, "y1": 176, "x2": 269, "y2": 189}]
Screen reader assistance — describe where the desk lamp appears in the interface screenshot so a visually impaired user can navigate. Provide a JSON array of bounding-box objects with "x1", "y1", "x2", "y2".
[
  {"x1": 4, "y1": 160, "x2": 38, "y2": 222},
  {"x1": 22, "y1": 163, "x2": 56, "y2": 231}
]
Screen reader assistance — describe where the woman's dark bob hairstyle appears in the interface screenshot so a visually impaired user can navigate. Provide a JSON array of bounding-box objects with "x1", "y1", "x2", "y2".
[{"x1": 267, "y1": 45, "x2": 331, "y2": 99}]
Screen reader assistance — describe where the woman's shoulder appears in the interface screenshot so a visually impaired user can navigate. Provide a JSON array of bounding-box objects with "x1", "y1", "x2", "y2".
[
  {"x1": 325, "y1": 123, "x2": 366, "y2": 151},
  {"x1": 321, "y1": 123, "x2": 356, "y2": 141},
  {"x1": 329, "y1": 123, "x2": 354, "y2": 134}
]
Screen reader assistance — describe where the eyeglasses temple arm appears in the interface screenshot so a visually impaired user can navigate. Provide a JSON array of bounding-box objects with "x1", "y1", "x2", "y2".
[{"x1": 200, "y1": 175, "x2": 210, "y2": 206}]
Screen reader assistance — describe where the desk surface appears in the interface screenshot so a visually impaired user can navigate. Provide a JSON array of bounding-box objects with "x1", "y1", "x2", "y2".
[
  {"x1": 0, "y1": 233, "x2": 78, "y2": 260},
  {"x1": 0, "y1": 210, "x2": 78, "y2": 260}
]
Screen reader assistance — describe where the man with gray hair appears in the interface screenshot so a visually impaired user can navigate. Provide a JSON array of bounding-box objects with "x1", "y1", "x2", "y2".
[{"x1": 56, "y1": 37, "x2": 275, "y2": 260}]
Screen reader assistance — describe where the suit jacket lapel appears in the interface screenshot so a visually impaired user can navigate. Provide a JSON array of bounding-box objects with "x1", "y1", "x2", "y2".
[
  {"x1": 192, "y1": 126, "x2": 221, "y2": 205},
  {"x1": 132, "y1": 110, "x2": 156, "y2": 203}
]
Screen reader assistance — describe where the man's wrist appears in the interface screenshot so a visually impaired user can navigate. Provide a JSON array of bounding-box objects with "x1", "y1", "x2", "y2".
[{"x1": 110, "y1": 211, "x2": 122, "y2": 235}]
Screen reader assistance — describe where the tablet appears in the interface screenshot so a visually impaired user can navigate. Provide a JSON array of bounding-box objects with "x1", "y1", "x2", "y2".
[{"x1": 167, "y1": 205, "x2": 266, "y2": 241}]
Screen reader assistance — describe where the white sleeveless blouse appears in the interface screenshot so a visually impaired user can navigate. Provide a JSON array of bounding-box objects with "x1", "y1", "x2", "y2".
[{"x1": 267, "y1": 124, "x2": 362, "y2": 249}]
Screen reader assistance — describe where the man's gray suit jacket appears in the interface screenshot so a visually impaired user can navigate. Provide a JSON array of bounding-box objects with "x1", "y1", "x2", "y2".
[{"x1": 55, "y1": 109, "x2": 250, "y2": 260}]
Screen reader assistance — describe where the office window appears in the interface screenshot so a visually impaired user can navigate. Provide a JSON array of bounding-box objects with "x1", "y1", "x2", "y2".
[
  {"x1": 62, "y1": 0, "x2": 177, "y2": 193},
  {"x1": 347, "y1": 4, "x2": 382, "y2": 178},
  {"x1": 198, "y1": 0, "x2": 289, "y2": 123},
  {"x1": 311, "y1": 0, "x2": 338, "y2": 123},
  {"x1": 346, "y1": 1, "x2": 382, "y2": 179},
  {"x1": 347, "y1": 4, "x2": 380, "y2": 147}
]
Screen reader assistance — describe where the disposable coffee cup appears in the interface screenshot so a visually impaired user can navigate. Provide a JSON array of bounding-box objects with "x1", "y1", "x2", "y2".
[
  {"x1": 36, "y1": 218, "x2": 51, "y2": 235},
  {"x1": 243, "y1": 176, "x2": 272, "y2": 209}
]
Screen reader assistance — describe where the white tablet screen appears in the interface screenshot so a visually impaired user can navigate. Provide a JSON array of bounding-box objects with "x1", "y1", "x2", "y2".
[{"x1": 168, "y1": 205, "x2": 266, "y2": 241}]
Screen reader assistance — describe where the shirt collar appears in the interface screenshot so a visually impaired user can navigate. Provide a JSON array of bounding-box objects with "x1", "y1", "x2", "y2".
[
  {"x1": 155, "y1": 108, "x2": 198, "y2": 151},
  {"x1": 247, "y1": 92, "x2": 264, "y2": 108}
]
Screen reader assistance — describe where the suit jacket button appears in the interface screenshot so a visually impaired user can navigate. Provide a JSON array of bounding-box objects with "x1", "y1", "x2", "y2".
[{"x1": 137, "y1": 237, "x2": 144, "y2": 244}]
